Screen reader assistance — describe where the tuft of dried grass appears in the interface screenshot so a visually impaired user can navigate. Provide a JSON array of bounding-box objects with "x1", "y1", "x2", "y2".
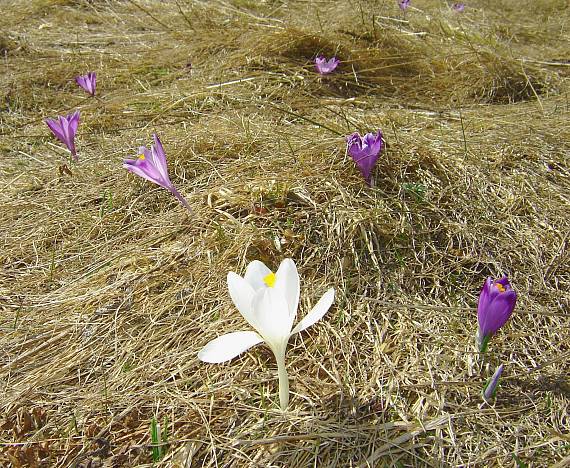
[{"x1": 1, "y1": 0, "x2": 569, "y2": 466}]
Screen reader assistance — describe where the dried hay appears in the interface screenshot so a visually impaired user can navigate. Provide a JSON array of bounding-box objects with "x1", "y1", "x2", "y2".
[{"x1": 0, "y1": 0, "x2": 569, "y2": 466}]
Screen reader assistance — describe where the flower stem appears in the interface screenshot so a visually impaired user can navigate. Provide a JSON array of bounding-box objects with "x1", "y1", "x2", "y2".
[
  {"x1": 275, "y1": 352, "x2": 289, "y2": 411},
  {"x1": 171, "y1": 187, "x2": 193, "y2": 214}
]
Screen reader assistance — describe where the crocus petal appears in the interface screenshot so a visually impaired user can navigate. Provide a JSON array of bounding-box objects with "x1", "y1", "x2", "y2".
[
  {"x1": 88, "y1": 72, "x2": 97, "y2": 94},
  {"x1": 481, "y1": 291, "x2": 516, "y2": 336},
  {"x1": 227, "y1": 272, "x2": 258, "y2": 329},
  {"x1": 68, "y1": 111, "x2": 80, "y2": 135},
  {"x1": 198, "y1": 331, "x2": 264, "y2": 363},
  {"x1": 477, "y1": 277, "x2": 493, "y2": 325},
  {"x1": 152, "y1": 134, "x2": 171, "y2": 182},
  {"x1": 123, "y1": 159, "x2": 166, "y2": 188},
  {"x1": 291, "y1": 288, "x2": 334, "y2": 335},
  {"x1": 244, "y1": 260, "x2": 272, "y2": 291},
  {"x1": 45, "y1": 119, "x2": 65, "y2": 142},
  {"x1": 273, "y1": 258, "x2": 300, "y2": 321},
  {"x1": 251, "y1": 287, "x2": 293, "y2": 346}
]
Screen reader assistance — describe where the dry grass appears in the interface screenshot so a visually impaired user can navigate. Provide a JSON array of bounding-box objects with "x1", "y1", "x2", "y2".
[{"x1": 1, "y1": 0, "x2": 569, "y2": 466}]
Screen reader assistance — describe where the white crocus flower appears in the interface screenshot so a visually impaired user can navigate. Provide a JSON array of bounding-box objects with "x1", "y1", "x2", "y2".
[{"x1": 198, "y1": 258, "x2": 335, "y2": 411}]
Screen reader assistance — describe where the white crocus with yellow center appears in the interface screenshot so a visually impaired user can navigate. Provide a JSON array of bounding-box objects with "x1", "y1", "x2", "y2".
[{"x1": 198, "y1": 258, "x2": 335, "y2": 411}]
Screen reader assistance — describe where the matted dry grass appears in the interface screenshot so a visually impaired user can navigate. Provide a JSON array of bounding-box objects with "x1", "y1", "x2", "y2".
[{"x1": 1, "y1": 0, "x2": 569, "y2": 466}]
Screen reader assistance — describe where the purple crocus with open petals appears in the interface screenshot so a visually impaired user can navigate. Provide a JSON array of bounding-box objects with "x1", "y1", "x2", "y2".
[
  {"x1": 398, "y1": 0, "x2": 411, "y2": 10},
  {"x1": 315, "y1": 56, "x2": 340, "y2": 75},
  {"x1": 476, "y1": 277, "x2": 517, "y2": 352},
  {"x1": 123, "y1": 134, "x2": 192, "y2": 213},
  {"x1": 452, "y1": 3, "x2": 465, "y2": 12},
  {"x1": 346, "y1": 130, "x2": 383, "y2": 185},
  {"x1": 76, "y1": 72, "x2": 96, "y2": 96},
  {"x1": 483, "y1": 364, "x2": 504, "y2": 401},
  {"x1": 45, "y1": 110, "x2": 80, "y2": 161}
]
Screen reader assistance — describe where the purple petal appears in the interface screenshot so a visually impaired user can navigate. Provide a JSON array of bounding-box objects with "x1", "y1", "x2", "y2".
[
  {"x1": 88, "y1": 72, "x2": 97, "y2": 95},
  {"x1": 68, "y1": 111, "x2": 80, "y2": 135},
  {"x1": 477, "y1": 277, "x2": 516, "y2": 341},
  {"x1": 45, "y1": 118, "x2": 65, "y2": 142},
  {"x1": 481, "y1": 291, "x2": 516, "y2": 336},
  {"x1": 495, "y1": 276, "x2": 512, "y2": 291},
  {"x1": 123, "y1": 158, "x2": 167, "y2": 189},
  {"x1": 476, "y1": 277, "x2": 493, "y2": 326},
  {"x1": 151, "y1": 134, "x2": 171, "y2": 182}
]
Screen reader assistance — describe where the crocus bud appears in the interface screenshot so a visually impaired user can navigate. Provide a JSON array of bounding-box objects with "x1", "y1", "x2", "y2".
[
  {"x1": 476, "y1": 277, "x2": 517, "y2": 352},
  {"x1": 483, "y1": 364, "x2": 504, "y2": 401}
]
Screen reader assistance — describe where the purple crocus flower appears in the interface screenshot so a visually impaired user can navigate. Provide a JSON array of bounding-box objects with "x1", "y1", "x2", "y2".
[
  {"x1": 398, "y1": 0, "x2": 410, "y2": 10},
  {"x1": 346, "y1": 130, "x2": 383, "y2": 185},
  {"x1": 75, "y1": 72, "x2": 96, "y2": 96},
  {"x1": 452, "y1": 2, "x2": 465, "y2": 12},
  {"x1": 476, "y1": 277, "x2": 517, "y2": 352},
  {"x1": 45, "y1": 110, "x2": 80, "y2": 161},
  {"x1": 315, "y1": 56, "x2": 340, "y2": 75},
  {"x1": 483, "y1": 364, "x2": 504, "y2": 401},
  {"x1": 123, "y1": 134, "x2": 192, "y2": 213}
]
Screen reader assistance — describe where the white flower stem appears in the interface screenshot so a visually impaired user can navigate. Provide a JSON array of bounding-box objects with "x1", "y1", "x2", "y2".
[{"x1": 275, "y1": 351, "x2": 289, "y2": 411}]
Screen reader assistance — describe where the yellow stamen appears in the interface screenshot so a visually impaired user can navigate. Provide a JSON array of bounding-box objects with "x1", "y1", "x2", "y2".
[
  {"x1": 138, "y1": 154, "x2": 146, "y2": 160},
  {"x1": 263, "y1": 272, "x2": 276, "y2": 287},
  {"x1": 495, "y1": 282, "x2": 506, "y2": 293}
]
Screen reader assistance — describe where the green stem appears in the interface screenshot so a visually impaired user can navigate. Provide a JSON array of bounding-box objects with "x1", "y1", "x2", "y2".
[{"x1": 275, "y1": 351, "x2": 289, "y2": 411}]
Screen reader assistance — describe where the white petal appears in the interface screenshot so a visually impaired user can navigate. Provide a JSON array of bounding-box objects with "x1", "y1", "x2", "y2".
[
  {"x1": 227, "y1": 272, "x2": 258, "y2": 329},
  {"x1": 198, "y1": 331, "x2": 263, "y2": 363},
  {"x1": 244, "y1": 260, "x2": 271, "y2": 291},
  {"x1": 252, "y1": 287, "x2": 294, "y2": 346},
  {"x1": 273, "y1": 258, "x2": 300, "y2": 322},
  {"x1": 291, "y1": 288, "x2": 334, "y2": 335}
]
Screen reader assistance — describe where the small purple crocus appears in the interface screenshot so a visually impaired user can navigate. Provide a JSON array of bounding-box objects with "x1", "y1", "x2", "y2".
[
  {"x1": 483, "y1": 364, "x2": 504, "y2": 401},
  {"x1": 476, "y1": 277, "x2": 517, "y2": 352},
  {"x1": 452, "y1": 3, "x2": 465, "y2": 12},
  {"x1": 123, "y1": 134, "x2": 192, "y2": 213},
  {"x1": 76, "y1": 72, "x2": 97, "y2": 96},
  {"x1": 398, "y1": 0, "x2": 411, "y2": 10},
  {"x1": 45, "y1": 110, "x2": 80, "y2": 161},
  {"x1": 315, "y1": 56, "x2": 340, "y2": 75},
  {"x1": 346, "y1": 130, "x2": 383, "y2": 185}
]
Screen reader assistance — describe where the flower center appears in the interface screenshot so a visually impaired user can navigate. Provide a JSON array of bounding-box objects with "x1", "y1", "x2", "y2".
[
  {"x1": 263, "y1": 272, "x2": 276, "y2": 287},
  {"x1": 495, "y1": 282, "x2": 506, "y2": 293},
  {"x1": 138, "y1": 154, "x2": 146, "y2": 160}
]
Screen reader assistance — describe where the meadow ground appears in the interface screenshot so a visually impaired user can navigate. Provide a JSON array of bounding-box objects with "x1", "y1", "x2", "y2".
[{"x1": 1, "y1": 0, "x2": 569, "y2": 466}]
